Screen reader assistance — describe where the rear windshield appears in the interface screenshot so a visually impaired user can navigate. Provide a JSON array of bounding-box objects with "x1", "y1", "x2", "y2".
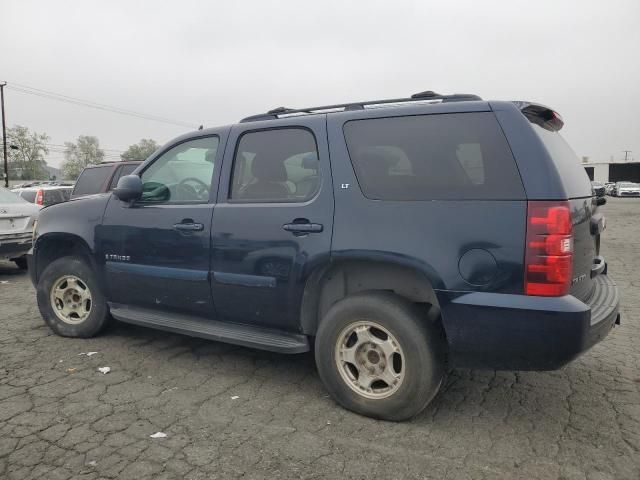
[
  {"x1": 530, "y1": 125, "x2": 592, "y2": 198},
  {"x1": 343, "y1": 112, "x2": 525, "y2": 200},
  {"x1": 72, "y1": 166, "x2": 112, "y2": 197}
]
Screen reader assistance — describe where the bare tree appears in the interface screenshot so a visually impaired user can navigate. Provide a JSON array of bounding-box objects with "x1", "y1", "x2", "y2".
[{"x1": 62, "y1": 135, "x2": 105, "y2": 179}]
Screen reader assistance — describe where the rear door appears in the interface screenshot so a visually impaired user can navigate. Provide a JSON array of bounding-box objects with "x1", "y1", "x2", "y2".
[{"x1": 211, "y1": 115, "x2": 333, "y2": 331}]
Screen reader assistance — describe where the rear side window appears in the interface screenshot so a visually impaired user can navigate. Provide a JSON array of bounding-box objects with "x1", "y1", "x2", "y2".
[
  {"x1": 72, "y1": 166, "x2": 112, "y2": 197},
  {"x1": 230, "y1": 128, "x2": 320, "y2": 202},
  {"x1": 343, "y1": 112, "x2": 525, "y2": 200},
  {"x1": 530, "y1": 124, "x2": 592, "y2": 198}
]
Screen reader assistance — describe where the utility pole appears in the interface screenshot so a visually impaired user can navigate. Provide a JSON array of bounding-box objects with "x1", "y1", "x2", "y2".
[
  {"x1": 0, "y1": 82, "x2": 8, "y2": 188},
  {"x1": 623, "y1": 150, "x2": 632, "y2": 163}
]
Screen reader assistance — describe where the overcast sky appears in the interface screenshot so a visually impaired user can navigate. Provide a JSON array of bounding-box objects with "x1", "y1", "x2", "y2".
[{"x1": 1, "y1": 0, "x2": 639, "y2": 168}]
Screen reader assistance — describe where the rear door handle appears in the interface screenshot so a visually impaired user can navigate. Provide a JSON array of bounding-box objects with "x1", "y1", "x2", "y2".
[
  {"x1": 173, "y1": 222, "x2": 204, "y2": 231},
  {"x1": 283, "y1": 223, "x2": 323, "y2": 234}
]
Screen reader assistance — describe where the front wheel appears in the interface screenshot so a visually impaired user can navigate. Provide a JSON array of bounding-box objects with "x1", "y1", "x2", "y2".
[
  {"x1": 36, "y1": 256, "x2": 110, "y2": 338},
  {"x1": 315, "y1": 292, "x2": 446, "y2": 421}
]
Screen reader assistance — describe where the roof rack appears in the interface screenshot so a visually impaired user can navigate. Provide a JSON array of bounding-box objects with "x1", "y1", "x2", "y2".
[{"x1": 240, "y1": 91, "x2": 482, "y2": 123}]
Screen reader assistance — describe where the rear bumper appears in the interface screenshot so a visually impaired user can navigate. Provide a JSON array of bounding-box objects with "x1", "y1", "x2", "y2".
[
  {"x1": 0, "y1": 234, "x2": 32, "y2": 260},
  {"x1": 438, "y1": 274, "x2": 620, "y2": 370}
]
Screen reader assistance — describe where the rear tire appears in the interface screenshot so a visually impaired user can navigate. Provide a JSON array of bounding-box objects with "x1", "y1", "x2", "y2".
[
  {"x1": 36, "y1": 256, "x2": 109, "y2": 338},
  {"x1": 315, "y1": 291, "x2": 446, "y2": 421}
]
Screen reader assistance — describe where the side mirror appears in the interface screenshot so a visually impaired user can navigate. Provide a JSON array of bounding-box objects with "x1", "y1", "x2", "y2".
[
  {"x1": 113, "y1": 175, "x2": 142, "y2": 202},
  {"x1": 596, "y1": 196, "x2": 607, "y2": 207}
]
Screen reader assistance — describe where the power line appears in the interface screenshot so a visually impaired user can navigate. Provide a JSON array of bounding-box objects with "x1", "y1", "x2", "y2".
[{"x1": 4, "y1": 81, "x2": 199, "y2": 129}]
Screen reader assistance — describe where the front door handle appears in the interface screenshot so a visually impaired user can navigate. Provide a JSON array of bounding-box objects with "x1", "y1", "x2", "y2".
[
  {"x1": 283, "y1": 222, "x2": 323, "y2": 234},
  {"x1": 174, "y1": 222, "x2": 204, "y2": 232}
]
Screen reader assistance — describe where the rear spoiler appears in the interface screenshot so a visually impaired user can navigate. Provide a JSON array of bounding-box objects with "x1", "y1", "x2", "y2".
[{"x1": 511, "y1": 101, "x2": 564, "y2": 132}]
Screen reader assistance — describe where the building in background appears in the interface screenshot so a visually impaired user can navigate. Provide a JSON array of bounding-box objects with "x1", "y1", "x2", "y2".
[{"x1": 581, "y1": 156, "x2": 640, "y2": 183}]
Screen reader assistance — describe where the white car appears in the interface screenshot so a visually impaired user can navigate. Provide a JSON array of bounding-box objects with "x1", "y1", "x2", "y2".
[
  {"x1": 0, "y1": 187, "x2": 41, "y2": 269},
  {"x1": 614, "y1": 182, "x2": 640, "y2": 197}
]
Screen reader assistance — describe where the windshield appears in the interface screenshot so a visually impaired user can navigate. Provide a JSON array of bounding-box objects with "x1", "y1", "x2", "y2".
[
  {"x1": 0, "y1": 188, "x2": 28, "y2": 204},
  {"x1": 619, "y1": 182, "x2": 636, "y2": 187}
]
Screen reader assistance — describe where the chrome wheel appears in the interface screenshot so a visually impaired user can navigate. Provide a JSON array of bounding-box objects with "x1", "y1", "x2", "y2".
[
  {"x1": 49, "y1": 275, "x2": 92, "y2": 325},
  {"x1": 335, "y1": 320, "x2": 405, "y2": 399}
]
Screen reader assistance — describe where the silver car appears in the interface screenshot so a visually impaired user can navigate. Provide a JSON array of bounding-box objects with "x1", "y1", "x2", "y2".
[
  {"x1": 614, "y1": 181, "x2": 640, "y2": 197},
  {"x1": 0, "y1": 187, "x2": 41, "y2": 269}
]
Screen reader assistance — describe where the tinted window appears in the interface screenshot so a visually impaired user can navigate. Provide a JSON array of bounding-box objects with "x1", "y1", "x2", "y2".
[
  {"x1": 530, "y1": 124, "x2": 591, "y2": 198},
  {"x1": 73, "y1": 166, "x2": 112, "y2": 197},
  {"x1": 140, "y1": 137, "x2": 218, "y2": 203},
  {"x1": 43, "y1": 189, "x2": 65, "y2": 205},
  {"x1": 230, "y1": 128, "x2": 319, "y2": 202},
  {"x1": 343, "y1": 112, "x2": 525, "y2": 200},
  {"x1": 109, "y1": 164, "x2": 138, "y2": 190},
  {"x1": 19, "y1": 190, "x2": 37, "y2": 203}
]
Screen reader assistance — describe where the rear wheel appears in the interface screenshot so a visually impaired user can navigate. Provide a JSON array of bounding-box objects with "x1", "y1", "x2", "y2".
[
  {"x1": 36, "y1": 256, "x2": 109, "y2": 337},
  {"x1": 315, "y1": 292, "x2": 446, "y2": 421}
]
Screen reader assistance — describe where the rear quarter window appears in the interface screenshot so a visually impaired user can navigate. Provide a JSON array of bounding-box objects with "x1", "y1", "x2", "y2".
[
  {"x1": 530, "y1": 124, "x2": 592, "y2": 198},
  {"x1": 343, "y1": 112, "x2": 525, "y2": 200},
  {"x1": 72, "y1": 166, "x2": 112, "y2": 197}
]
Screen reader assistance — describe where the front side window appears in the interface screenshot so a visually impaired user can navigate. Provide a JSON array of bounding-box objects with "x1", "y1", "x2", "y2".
[
  {"x1": 230, "y1": 128, "x2": 320, "y2": 202},
  {"x1": 140, "y1": 136, "x2": 219, "y2": 203},
  {"x1": 343, "y1": 112, "x2": 525, "y2": 200}
]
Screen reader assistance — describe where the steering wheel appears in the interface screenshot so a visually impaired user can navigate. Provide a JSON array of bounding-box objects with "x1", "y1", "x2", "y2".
[{"x1": 177, "y1": 177, "x2": 209, "y2": 200}]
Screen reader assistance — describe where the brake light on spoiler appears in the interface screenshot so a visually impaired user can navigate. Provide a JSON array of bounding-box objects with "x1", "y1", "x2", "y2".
[{"x1": 525, "y1": 201, "x2": 573, "y2": 296}]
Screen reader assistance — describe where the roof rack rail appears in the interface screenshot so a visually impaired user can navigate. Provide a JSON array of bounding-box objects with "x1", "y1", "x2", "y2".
[{"x1": 240, "y1": 91, "x2": 482, "y2": 123}]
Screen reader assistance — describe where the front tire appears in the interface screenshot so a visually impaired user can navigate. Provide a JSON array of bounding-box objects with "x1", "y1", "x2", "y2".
[
  {"x1": 315, "y1": 292, "x2": 446, "y2": 421},
  {"x1": 36, "y1": 256, "x2": 109, "y2": 338}
]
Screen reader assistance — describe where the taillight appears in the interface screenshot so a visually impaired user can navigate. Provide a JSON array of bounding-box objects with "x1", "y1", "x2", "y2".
[
  {"x1": 35, "y1": 189, "x2": 44, "y2": 205},
  {"x1": 524, "y1": 201, "x2": 573, "y2": 296}
]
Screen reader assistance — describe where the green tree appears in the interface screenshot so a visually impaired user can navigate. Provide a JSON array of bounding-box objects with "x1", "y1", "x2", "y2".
[
  {"x1": 61, "y1": 135, "x2": 105, "y2": 180},
  {"x1": 6, "y1": 125, "x2": 50, "y2": 180},
  {"x1": 121, "y1": 138, "x2": 159, "y2": 162}
]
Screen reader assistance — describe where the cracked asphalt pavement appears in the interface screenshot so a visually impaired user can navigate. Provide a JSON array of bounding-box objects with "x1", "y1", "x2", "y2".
[{"x1": 1, "y1": 198, "x2": 639, "y2": 479}]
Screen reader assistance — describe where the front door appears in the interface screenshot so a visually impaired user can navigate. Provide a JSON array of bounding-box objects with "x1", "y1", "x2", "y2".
[
  {"x1": 211, "y1": 116, "x2": 333, "y2": 331},
  {"x1": 100, "y1": 133, "x2": 225, "y2": 316}
]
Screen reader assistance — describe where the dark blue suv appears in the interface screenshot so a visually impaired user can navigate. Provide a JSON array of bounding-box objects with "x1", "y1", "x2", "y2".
[{"x1": 27, "y1": 91, "x2": 620, "y2": 420}]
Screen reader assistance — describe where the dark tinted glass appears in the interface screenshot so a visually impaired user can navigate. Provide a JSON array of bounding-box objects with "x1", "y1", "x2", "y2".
[
  {"x1": 109, "y1": 164, "x2": 138, "y2": 190},
  {"x1": 530, "y1": 124, "x2": 592, "y2": 198},
  {"x1": 343, "y1": 112, "x2": 525, "y2": 200},
  {"x1": 43, "y1": 189, "x2": 65, "y2": 205},
  {"x1": 230, "y1": 128, "x2": 319, "y2": 202},
  {"x1": 72, "y1": 166, "x2": 112, "y2": 196},
  {"x1": 19, "y1": 191, "x2": 37, "y2": 203}
]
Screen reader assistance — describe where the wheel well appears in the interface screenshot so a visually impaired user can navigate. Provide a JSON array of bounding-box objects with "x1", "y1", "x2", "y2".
[
  {"x1": 300, "y1": 260, "x2": 440, "y2": 335},
  {"x1": 35, "y1": 234, "x2": 94, "y2": 282}
]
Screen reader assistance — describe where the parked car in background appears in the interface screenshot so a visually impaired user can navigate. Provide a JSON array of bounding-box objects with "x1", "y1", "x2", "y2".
[
  {"x1": 591, "y1": 181, "x2": 605, "y2": 198},
  {"x1": 605, "y1": 182, "x2": 615, "y2": 195},
  {"x1": 11, "y1": 186, "x2": 70, "y2": 207},
  {"x1": 613, "y1": 181, "x2": 640, "y2": 197},
  {"x1": 70, "y1": 161, "x2": 141, "y2": 199},
  {"x1": 0, "y1": 187, "x2": 40, "y2": 269}
]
